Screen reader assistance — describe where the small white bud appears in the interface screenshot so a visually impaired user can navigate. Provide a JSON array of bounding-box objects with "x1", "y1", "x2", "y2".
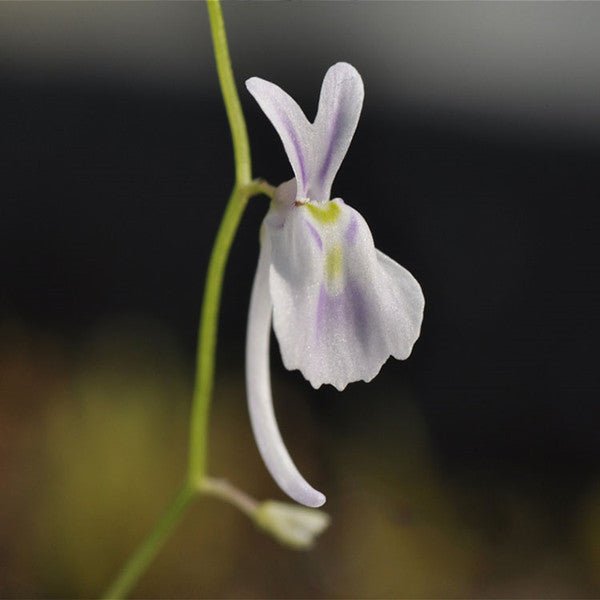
[{"x1": 254, "y1": 500, "x2": 330, "y2": 550}]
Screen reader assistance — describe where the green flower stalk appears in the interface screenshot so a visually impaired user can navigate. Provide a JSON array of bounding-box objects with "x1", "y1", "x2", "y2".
[{"x1": 102, "y1": 2, "x2": 329, "y2": 598}]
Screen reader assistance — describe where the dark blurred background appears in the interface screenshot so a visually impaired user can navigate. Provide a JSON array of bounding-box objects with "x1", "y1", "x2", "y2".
[{"x1": 1, "y1": 2, "x2": 599, "y2": 598}]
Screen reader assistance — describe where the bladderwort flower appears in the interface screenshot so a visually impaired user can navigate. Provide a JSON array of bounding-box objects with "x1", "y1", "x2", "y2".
[{"x1": 245, "y1": 62, "x2": 425, "y2": 508}]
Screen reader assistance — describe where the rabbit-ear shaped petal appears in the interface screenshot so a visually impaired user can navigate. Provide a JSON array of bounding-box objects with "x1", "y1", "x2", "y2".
[
  {"x1": 311, "y1": 63, "x2": 364, "y2": 202},
  {"x1": 247, "y1": 63, "x2": 363, "y2": 203},
  {"x1": 246, "y1": 78, "x2": 312, "y2": 199}
]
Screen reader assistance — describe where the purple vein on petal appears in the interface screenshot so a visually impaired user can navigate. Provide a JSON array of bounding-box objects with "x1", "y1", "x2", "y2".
[
  {"x1": 315, "y1": 284, "x2": 329, "y2": 342},
  {"x1": 346, "y1": 280, "x2": 370, "y2": 347},
  {"x1": 315, "y1": 281, "x2": 370, "y2": 346},
  {"x1": 304, "y1": 219, "x2": 323, "y2": 250},
  {"x1": 345, "y1": 215, "x2": 358, "y2": 245},
  {"x1": 317, "y1": 107, "x2": 341, "y2": 196},
  {"x1": 278, "y1": 109, "x2": 308, "y2": 193}
]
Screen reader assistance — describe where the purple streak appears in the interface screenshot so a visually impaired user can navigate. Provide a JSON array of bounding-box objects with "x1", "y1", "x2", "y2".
[
  {"x1": 279, "y1": 109, "x2": 307, "y2": 195},
  {"x1": 304, "y1": 219, "x2": 323, "y2": 250},
  {"x1": 316, "y1": 108, "x2": 342, "y2": 198},
  {"x1": 345, "y1": 216, "x2": 358, "y2": 245},
  {"x1": 315, "y1": 281, "x2": 370, "y2": 347}
]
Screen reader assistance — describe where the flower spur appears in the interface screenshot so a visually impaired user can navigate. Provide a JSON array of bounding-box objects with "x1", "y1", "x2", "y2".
[{"x1": 245, "y1": 63, "x2": 425, "y2": 508}]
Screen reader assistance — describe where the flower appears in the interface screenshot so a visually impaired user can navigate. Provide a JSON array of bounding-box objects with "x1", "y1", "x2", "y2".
[
  {"x1": 245, "y1": 63, "x2": 424, "y2": 508},
  {"x1": 254, "y1": 501, "x2": 331, "y2": 550}
]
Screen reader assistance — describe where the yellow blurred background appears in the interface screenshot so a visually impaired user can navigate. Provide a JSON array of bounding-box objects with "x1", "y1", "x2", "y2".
[{"x1": 1, "y1": 317, "x2": 598, "y2": 597}]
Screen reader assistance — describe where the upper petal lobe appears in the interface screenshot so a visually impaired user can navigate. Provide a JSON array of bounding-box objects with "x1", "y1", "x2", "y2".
[{"x1": 246, "y1": 63, "x2": 364, "y2": 203}]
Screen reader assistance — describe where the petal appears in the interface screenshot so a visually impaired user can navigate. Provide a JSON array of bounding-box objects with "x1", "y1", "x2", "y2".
[
  {"x1": 311, "y1": 63, "x2": 364, "y2": 202},
  {"x1": 246, "y1": 78, "x2": 312, "y2": 198},
  {"x1": 265, "y1": 178, "x2": 297, "y2": 230},
  {"x1": 246, "y1": 234, "x2": 326, "y2": 508},
  {"x1": 267, "y1": 200, "x2": 424, "y2": 391},
  {"x1": 375, "y1": 249, "x2": 425, "y2": 360},
  {"x1": 247, "y1": 63, "x2": 364, "y2": 203}
]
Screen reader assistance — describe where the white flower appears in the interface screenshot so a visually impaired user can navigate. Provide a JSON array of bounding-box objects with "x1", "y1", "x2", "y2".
[
  {"x1": 254, "y1": 501, "x2": 330, "y2": 550},
  {"x1": 245, "y1": 63, "x2": 425, "y2": 508}
]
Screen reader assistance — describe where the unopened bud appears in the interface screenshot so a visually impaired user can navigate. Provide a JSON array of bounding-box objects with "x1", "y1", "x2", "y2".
[{"x1": 254, "y1": 500, "x2": 330, "y2": 549}]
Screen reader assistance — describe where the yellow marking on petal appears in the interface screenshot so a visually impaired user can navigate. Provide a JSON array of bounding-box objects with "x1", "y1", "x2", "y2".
[
  {"x1": 304, "y1": 201, "x2": 341, "y2": 225},
  {"x1": 325, "y1": 244, "x2": 343, "y2": 282}
]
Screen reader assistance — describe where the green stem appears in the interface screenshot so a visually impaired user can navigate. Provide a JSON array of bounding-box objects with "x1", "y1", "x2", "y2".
[
  {"x1": 187, "y1": 182, "x2": 248, "y2": 486},
  {"x1": 102, "y1": 485, "x2": 195, "y2": 600},
  {"x1": 102, "y1": 2, "x2": 274, "y2": 598},
  {"x1": 206, "y1": 0, "x2": 251, "y2": 185},
  {"x1": 187, "y1": 0, "x2": 263, "y2": 487},
  {"x1": 188, "y1": 180, "x2": 274, "y2": 486}
]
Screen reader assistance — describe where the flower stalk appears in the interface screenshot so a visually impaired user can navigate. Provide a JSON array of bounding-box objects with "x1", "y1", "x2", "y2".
[
  {"x1": 205, "y1": 0, "x2": 251, "y2": 185},
  {"x1": 102, "y1": 484, "x2": 196, "y2": 600},
  {"x1": 187, "y1": 0, "x2": 255, "y2": 486},
  {"x1": 101, "y1": 2, "x2": 278, "y2": 598}
]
